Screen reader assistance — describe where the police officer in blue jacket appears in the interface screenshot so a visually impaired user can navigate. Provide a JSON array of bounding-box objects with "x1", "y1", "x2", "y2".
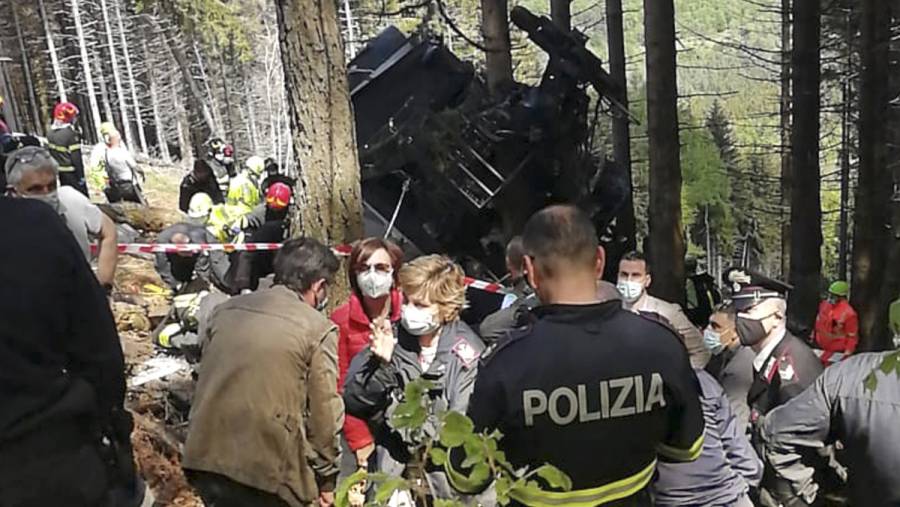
[{"x1": 452, "y1": 205, "x2": 706, "y2": 506}]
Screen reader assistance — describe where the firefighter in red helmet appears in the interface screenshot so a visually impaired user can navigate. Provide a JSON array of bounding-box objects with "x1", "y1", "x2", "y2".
[{"x1": 47, "y1": 102, "x2": 89, "y2": 196}]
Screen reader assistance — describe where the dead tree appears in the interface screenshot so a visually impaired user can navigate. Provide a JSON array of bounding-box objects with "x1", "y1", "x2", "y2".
[
  {"x1": 644, "y1": 0, "x2": 685, "y2": 304},
  {"x1": 851, "y1": 0, "x2": 893, "y2": 348},
  {"x1": 70, "y1": 0, "x2": 103, "y2": 138},
  {"x1": 38, "y1": 0, "x2": 66, "y2": 102},
  {"x1": 787, "y1": 0, "x2": 821, "y2": 334},
  {"x1": 115, "y1": 0, "x2": 148, "y2": 154},
  {"x1": 275, "y1": 0, "x2": 364, "y2": 299}
]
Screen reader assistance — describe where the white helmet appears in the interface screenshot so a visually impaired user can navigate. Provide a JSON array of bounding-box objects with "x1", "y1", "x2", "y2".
[
  {"x1": 188, "y1": 192, "x2": 214, "y2": 219},
  {"x1": 245, "y1": 156, "x2": 265, "y2": 177}
]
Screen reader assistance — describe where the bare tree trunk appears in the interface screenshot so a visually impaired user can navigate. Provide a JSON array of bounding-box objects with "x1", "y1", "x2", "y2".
[
  {"x1": 11, "y1": 3, "x2": 42, "y2": 133},
  {"x1": 643, "y1": 0, "x2": 685, "y2": 304},
  {"x1": 275, "y1": 0, "x2": 364, "y2": 301},
  {"x1": 851, "y1": 0, "x2": 893, "y2": 348},
  {"x1": 241, "y1": 65, "x2": 260, "y2": 153},
  {"x1": 480, "y1": 0, "x2": 513, "y2": 95},
  {"x1": 787, "y1": 0, "x2": 821, "y2": 335},
  {"x1": 71, "y1": 0, "x2": 102, "y2": 139},
  {"x1": 38, "y1": 0, "x2": 67, "y2": 103},
  {"x1": 780, "y1": 0, "x2": 792, "y2": 280},
  {"x1": 94, "y1": 48, "x2": 115, "y2": 124},
  {"x1": 115, "y1": 0, "x2": 148, "y2": 154},
  {"x1": 837, "y1": 11, "x2": 852, "y2": 282},
  {"x1": 218, "y1": 42, "x2": 236, "y2": 149},
  {"x1": 606, "y1": 0, "x2": 636, "y2": 269},
  {"x1": 194, "y1": 42, "x2": 222, "y2": 136},
  {"x1": 143, "y1": 37, "x2": 170, "y2": 163},
  {"x1": 99, "y1": 0, "x2": 132, "y2": 147},
  {"x1": 342, "y1": 0, "x2": 357, "y2": 58},
  {"x1": 550, "y1": 0, "x2": 571, "y2": 31}
]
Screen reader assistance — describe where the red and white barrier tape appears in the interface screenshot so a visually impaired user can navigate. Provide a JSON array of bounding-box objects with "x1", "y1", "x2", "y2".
[{"x1": 96, "y1": 242, "x2": 509, "y2": 294}]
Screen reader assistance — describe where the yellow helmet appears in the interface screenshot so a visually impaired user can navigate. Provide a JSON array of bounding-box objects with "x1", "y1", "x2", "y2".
[
  {"x1": 245, "y1": 155, "x2": 265, "y2": 177},
  {"x1": 188, "y1": 192, "x2": 214, "y2": 219}
]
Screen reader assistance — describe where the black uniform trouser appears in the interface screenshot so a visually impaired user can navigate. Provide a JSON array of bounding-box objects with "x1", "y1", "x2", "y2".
[
  {"x1": 226, "y1": 220, "x2": 286, "y2": 293},
  {"x1": 59, "y1": 169, "x2": 89, "y2": 197},
  {"x1": 185, "y1": 470, "x2": 290, "y2": 507},
  {"x1": 105, "y1": 180, "x2": 145, "y2": 204},
  {"x1": 0, "y1": 438, "x2": 109, "y2": 507}
]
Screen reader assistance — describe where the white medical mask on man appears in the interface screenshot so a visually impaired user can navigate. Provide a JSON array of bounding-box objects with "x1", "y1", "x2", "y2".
[
  {"x1": 401, "y1": 304, "x2": 440, "y2": 336},
  {"x1": 616, "y1": 280, "x2": 645, "y2": 303},
  {"x1": 357, "y1": 268, "x2": 394, "y2": 299},
  {"x1": 703, "y1": 328, "x2": 725, "y2": 355}
]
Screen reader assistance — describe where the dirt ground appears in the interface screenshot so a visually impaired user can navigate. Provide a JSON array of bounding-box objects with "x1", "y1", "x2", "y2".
[{"x1": 102, "y1": 161, "x2": 203, "y2": 506}]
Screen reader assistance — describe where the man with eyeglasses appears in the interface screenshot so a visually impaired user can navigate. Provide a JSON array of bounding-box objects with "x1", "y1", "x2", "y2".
[{"x1": 4, "y1": 146, "x2": 118, "y2": 290}]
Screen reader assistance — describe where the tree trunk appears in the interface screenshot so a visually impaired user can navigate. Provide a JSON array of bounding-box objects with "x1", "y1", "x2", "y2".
[
  {"x1": 342, "y1": 0, "x2": 357, "y2": 58},
  {"x1": 480, "y1": 0, "x2": 513, "y2": 96},
  {"x1": 780, "y1": 0, "x2": 792, "y2": 280},
  {"x1": 787, "y1": 0, "x2": 821, "y2": 335},
  {"x1": 606, "y1": 0, "x2": 636, "y2": 272},
  {"x1": 550, "y1": 0, "x2": 571, "y2": 31},
  {"x1": 275, "y1": 0, "x2": 364, "y2": 301},
  {"x1": 71, "y1": 0, "x2": 103, "y2": 140},
  {"x1": 94, "y1": 48, "x2": 115, "y2": 125},
  {"x1": 99, "y1": 0, "x2": 132, "y2": 147},
  {"x1": 143, "y1": 36, "x2": 171, "y2": 163},
  {"x1": 643, "y1": 0, "x2": 685, "y2": 304},
  {"x1": 115, "y1": 0, "x2": 148, "y2": 154},
  {"x1": 194, "y1": 42, "x2": 222, "y2": 136},
  {"x1": 11, "y1": 3, "x2": 42, "y2": 133},
  {"x1": 38, "y1": 0, "x2": 67, "y2": 103},
  {"x1": 872, "y1": 0, "x2": 900, "y2": 350},
  {"x1": 851, "y1": 0, "x2": 893, "y2": 348}
]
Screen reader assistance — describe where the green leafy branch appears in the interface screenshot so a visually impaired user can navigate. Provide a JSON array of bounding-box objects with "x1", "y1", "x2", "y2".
[
  {"x1": 336, "y1": 378, "x2": 571, "y2": 506},
  {"x1": 864, "y1": 351, "x2": 900, "y2": 392}
]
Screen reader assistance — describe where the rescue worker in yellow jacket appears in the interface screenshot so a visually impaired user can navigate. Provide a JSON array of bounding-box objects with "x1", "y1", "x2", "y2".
[
  {"x1": 187, "y1": 192, "x2": 253, "y2": 243},
  {"x1": 226, "y1": 155, "x2": 264, "y2": 211}
]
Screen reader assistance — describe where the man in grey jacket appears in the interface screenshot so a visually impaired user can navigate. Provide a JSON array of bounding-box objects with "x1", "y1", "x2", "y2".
[{"x1": 763, "y1": 352, "x2": 900, "y2": 507}]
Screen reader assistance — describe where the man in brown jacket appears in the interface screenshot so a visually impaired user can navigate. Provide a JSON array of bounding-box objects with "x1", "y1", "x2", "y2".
[{"x1": 183, "y1": 238, "x2": 343, "y2": 507}]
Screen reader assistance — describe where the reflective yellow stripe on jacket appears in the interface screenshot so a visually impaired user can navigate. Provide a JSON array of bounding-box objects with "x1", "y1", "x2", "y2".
[
  {"x1": 445, "y1": 453, "x2": 659, "y2": 507},
  {"x1": 509, "y1": 459, "x2": 658, "y2": 507},
  {"x1": 657, "y1": 433, "x2": 705, "y2": 462},
  {"x1": 47, "y1": 142, "x2": 81, "y2": 152}
]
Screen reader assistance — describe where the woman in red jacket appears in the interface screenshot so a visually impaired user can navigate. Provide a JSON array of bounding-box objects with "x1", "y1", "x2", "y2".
[{"x1": 331, "y1": 237, "x2": 404, "y2": 472}]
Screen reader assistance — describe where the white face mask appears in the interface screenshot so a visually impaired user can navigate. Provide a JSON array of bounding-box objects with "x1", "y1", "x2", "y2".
[
  {"x1": 23, "y1": 190, "x2": 60, "y2": 212},
  {"x1": 703, "y1": 328, "x2": 725, "y2": 355},
  {"x1": 401, "y1": 304, "x2": 440, "y2": 336},
  {"x1": 617, "y1": 280, "x2": 645, "y2": 303},
  {"x1": 357, "y1": 268, "x2": 393, "y2": 299}
]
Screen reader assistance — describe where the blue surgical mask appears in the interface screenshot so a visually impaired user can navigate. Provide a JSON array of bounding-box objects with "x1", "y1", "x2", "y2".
[{"x1": 703, "y1": 328, "x2": 725, "y2": 355}]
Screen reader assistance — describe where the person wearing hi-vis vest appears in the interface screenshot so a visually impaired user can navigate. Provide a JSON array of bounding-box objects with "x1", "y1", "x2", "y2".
[
  {"x1": 813, "y1": 280, "x2": 859, "y2": 365},
  {"x1": 449, "y1": 205, "x2": 705, "y2": 506}
]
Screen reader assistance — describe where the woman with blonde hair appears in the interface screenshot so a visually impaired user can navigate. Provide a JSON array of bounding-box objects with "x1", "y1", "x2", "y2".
[{"x1": 343, "y1": 254, "x2": 487, "y2": 502}]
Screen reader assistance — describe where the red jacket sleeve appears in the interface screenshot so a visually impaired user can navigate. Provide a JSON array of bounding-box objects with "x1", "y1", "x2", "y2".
[{"x1": 331, "y1": 307, "x2": 375, "y2": 452}]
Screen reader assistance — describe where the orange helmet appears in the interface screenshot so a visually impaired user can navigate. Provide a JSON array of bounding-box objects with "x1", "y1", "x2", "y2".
[
  {"x1": 53, "y1": 102, "x2": 79, "y2": 123},
  {"x1": 265, "y1": 182, "x2": 292, "y2": 210}
]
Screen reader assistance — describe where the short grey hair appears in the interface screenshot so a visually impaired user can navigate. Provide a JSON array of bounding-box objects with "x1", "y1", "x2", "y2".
[{"x1": 4, "y1": 146, "x2": 58, "y2": 187}]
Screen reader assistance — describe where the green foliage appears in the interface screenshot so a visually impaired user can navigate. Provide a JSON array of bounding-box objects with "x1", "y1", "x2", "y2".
[
  {"x1": 865, "y1": 352, "x2": 900, "y2": 392},
  {"x1": 337, "y1": 378, "x2": 571, "y2": 506}
]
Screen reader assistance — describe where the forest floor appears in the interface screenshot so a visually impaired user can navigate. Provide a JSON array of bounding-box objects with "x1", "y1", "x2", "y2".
[{"x1": 100, "y1": 161, "x2": 204, "y2": 506}]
